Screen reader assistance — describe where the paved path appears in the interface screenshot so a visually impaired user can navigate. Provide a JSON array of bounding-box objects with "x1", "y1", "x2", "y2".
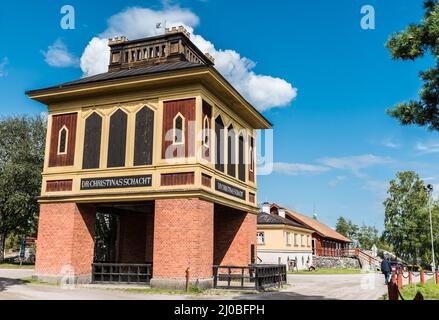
[{"x1": 0, "y1": 269, "x2": 392, "y2": 300}]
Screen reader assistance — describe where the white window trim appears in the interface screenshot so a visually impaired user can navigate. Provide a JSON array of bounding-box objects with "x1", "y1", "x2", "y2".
[
  {"x1": 203, "y1": 115, "x2": 210, "y2": 148},
  {"x1": 257, "y1": 232, "x2": 265, "y2": 245},
  {"x1": 57, "y1": 125, "x2": 69, "y2": 155},
  {"x1": 173, "y1": 113, "x2": 185, "y2": 145}
]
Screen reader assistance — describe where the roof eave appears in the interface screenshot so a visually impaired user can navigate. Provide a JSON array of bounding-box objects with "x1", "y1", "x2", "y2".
[{"x1": 26, "y1": 66, "x2": 271, "y2": 130}]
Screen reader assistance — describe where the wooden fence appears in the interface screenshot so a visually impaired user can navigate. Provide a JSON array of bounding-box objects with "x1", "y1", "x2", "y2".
[{"x1": 212, "y1": 264, "x2": 287, "y2": 291}]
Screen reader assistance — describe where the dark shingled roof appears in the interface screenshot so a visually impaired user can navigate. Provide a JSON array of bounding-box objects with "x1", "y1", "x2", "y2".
[
  {"x1": 27, "y1": 61, "x2": 204, "y2": 93},
  {"x1": 257, "y1": 212, "x2": 312, "y2": 230}
]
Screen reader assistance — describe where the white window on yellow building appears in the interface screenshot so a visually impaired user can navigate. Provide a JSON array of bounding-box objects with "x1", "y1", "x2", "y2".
[
  {"x1": 301, "y1": 235, "x2": 304, "y2": 246},
  {"x1": 285, "y1": 232, "x2": 292, "y2": 246},
  {"x1": 307, "y1": 235, "x2": 310, "y2": 247},
  {"x1": 294, "y1": 233, "x2": 298, "y2": 246},
  {"x1": 257, "y1": 232, "x2": 265, "y2": 245}
]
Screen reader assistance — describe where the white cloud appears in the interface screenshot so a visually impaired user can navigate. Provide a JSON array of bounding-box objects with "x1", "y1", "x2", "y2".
[
  {"x1": 273, "y1": 162, "x2": 329, "y2": 176},
  {"x1": 0, "y1": 57, "x2": 8, "y2": 77},
  {"x1": 42, "y1": 39, "x2": 79, "y2": 68},
  {"x1": 382, "y1": 138, "x2": 400, "y2": 149},
  {"x1": 415, "y1": 140, "x2": 439, "y2": 154},
  {"x1": 318, "y1": 154, "x2": 393, "y2": 177},
  {"x1": 79, "y1": 6, "x2": 297, "y2": 111},
  {"x1": 80, "y1": 38, "x2": 110, "y2": 78},
  {"x1": 328, "y1": 176, "x2": 347, "y2": 188}
]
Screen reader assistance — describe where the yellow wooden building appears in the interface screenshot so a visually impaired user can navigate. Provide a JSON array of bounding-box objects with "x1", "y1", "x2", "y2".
[{"x1": 26, "y1": 26, "x2": 271, "y2": 288}]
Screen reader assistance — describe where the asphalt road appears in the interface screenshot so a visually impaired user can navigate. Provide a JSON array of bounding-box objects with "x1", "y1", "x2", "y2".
[{"x1": 0, "y1": 269, "x2": 395, "y2": 300}]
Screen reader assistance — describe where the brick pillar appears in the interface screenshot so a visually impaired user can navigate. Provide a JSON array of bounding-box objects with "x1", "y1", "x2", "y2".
[
  {"x1": 35, "y1": 203, "x2": 96, "y2": 284},
  {"x1": 151, "y1": 198, "x2": 214, "y2": 289},
  {"x1": 214, "y1": 206, "x2": 257, "y2": 267}
]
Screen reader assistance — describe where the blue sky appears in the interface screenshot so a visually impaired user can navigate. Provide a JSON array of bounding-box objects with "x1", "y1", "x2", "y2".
[{"x1": 0, "y1": 0, "x2": 438, "y2": 230}]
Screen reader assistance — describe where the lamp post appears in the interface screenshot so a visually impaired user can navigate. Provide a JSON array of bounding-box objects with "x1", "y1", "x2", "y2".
[{"x1": 426, "y1": 184, "x2": 436, "y2": 272}]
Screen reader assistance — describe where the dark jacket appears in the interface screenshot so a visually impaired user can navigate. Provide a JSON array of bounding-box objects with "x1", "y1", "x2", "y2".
[{"x1": 381, "y1": 259, "x2": 391, "y2": 273}]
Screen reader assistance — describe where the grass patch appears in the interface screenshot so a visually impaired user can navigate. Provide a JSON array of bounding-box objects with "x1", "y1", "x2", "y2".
[
  {"x1": 289, "y1": 268, "x2": 364, "y2": 275},
  {"x1": 398, "y1": 279, "x2": 439, "y2": 300},
  {"x1": 0, "y1": 263, "x2": 35, "y2": 269},
  {"x1": 111, "y1": 284, "x2": 208, "y2": 295},
  {"x1": 19, "y1": 277, "x2": 59, "y2": 286},
  {"x1": 109, "y1": 286, "x2": 260, "y2": 296},
  {"x1": 381, "y1": 278, "x2": 439, "y2": 300}
]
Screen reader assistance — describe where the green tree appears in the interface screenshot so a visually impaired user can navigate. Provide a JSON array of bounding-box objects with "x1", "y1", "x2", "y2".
[
  {"x1": 383, "y1": 171, "x2": 431, "y2": 265},
  {"x1": 335, "y1": 217, "x2": 349, "y2": 236},
  {"x1": 357, "y1": 224, "x2": 379, "y2": 250},
  {"x1": 0, "y1": 115, "x2": 46, "y2": 262},
  {"x1": 420, "y1": 199, "x2": 439, "y2": 267},
  {"x1": 335, "y1": 216, "x2": 358, "y2": 240},
  {"x1": 385, "y1": 0, "x2": 439, "y2": 131}
]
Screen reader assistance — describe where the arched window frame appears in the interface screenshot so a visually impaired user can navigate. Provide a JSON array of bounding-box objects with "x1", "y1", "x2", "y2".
[
  {"x1": 57, "y1": 125, "x2": 69, "y2": 155},
  {"x1": 203, "y1": 115, "x2": 210, "y2": 148},
  {"x1": 173, "y1": 112, "x2": 185, "y2": 145},
  {"x1": 249, "y1": 138, "x2": 254, "y2": 173},
  {"x1": 227, "y1": 124, "x2": 236, "y2": 177}
]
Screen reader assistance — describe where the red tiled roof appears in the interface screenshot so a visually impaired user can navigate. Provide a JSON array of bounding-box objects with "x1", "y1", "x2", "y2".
[{"x1": 271, "y1": 203, "x2": 352, "y2": 243}]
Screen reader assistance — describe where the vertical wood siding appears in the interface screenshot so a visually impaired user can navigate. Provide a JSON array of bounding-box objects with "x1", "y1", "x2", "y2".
[
  {"x1": 49, "y1": 113, "x2": 77, "y2": 167},
  {"x1": 201, "y1": 173, "x2": 212, "y2": 188},
  {"x1": 160, "y1": 172, "x2": 195, "y2": 186},
  {"x1": 161, "y1": 98, "x2": 196, "y2": 159},
  {"x1": 46, "y1": 180, "x2": 73, "y2": 192}
]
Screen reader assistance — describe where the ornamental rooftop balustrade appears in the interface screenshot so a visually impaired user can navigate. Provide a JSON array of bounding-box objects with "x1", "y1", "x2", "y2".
[{"x1": 108, "y1": 26, "x2": 215, "y2": 72}]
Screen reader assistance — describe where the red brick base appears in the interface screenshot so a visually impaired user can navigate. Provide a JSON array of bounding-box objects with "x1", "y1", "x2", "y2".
[
  {"x1": 152, "y1": 198, "x2": 214, "y2": 282},
  {"x1": 214, "y1": 205, "x2": 257, "y2": 266},
  {"x1": 35, "y1": 203, "x2": 96, "y2": 282}
]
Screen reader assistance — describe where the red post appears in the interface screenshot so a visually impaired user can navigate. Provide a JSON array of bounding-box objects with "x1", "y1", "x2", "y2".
[
  {"x1": 397, "y1": 272, "x2": 403, "y2": 289},
  {"x1": 185, "y1": 267, "x2": 190, "y2": 292},
  {"x1": 391, "y1": 272, "x2": 396, "y2": 285},
  {"x1": 435, "y1": 272, "x2": 439, "y2": 285},
  {"x1": 420, "y1": 270, "x2": 425, "y2": 285},
  {"x1": 388, "y1": 283, "x2": 398, "y2": 300},
  {"x1": 409, "y1": 271, "x2": 413, "y2": 285}
]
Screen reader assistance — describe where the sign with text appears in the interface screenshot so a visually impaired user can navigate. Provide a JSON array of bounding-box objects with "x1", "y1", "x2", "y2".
[
  {"x1": 80, "y1": 175, "x2": 152, "y2": 190},
  {"x1": 215, "y1": 179, "x2": 246, "y2": 200}
]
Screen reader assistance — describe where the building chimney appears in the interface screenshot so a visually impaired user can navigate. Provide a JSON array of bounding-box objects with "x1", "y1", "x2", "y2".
[
  {"x1": 278, "y1": 208, "x2": 286, "y2": 219},
  {"x1": 261, "y1": 202, "x2": 271, "y2": 214}
]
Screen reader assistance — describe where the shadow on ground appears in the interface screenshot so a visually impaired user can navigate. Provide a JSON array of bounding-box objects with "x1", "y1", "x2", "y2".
[
  {"x1": 233, "y1": 291, "x2": 337, "y2": 300},
  {"x1": 0, "y1": 277, "x2": 30, "y2": 292}
]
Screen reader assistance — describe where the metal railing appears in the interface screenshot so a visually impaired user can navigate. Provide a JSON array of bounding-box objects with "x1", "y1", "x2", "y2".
[
  {"x1": 213, "y1": 264, "x2": 287, "y2": 291},
  {"x1": 92, "y1": 263, "x2": 152, "y2": 284}
]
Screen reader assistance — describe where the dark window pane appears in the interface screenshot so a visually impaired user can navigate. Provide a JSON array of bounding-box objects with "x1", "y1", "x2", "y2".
[
  {"x1": 58, "y1": 128, "x2": 67, "y2": 153},
  {"x1": 174, "y1": 116, "x2": 183, "y2": 143},
  {"x1": 82, "y1": 113, "x2": 102, "y2": 169},
  {"x1": 215, "y1": 116, "x2": 224, "y2": 172},
  {"x1": 238, "y1": 135, "x2": 245, "y2": 182},
  {"x1": 134, "y1": 106, "x2": 154, "y2": 166},
  {"x1": 227, "y1": 125, "x2": 236, "y2": 177},
  {"x1": 107, "y1": 109, "x2": 128, "y2": 168}
]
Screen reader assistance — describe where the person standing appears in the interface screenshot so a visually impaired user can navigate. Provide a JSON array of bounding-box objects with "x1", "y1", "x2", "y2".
[{"x1": 381, "y1": 256, "x2": 392, "y2": 285}]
